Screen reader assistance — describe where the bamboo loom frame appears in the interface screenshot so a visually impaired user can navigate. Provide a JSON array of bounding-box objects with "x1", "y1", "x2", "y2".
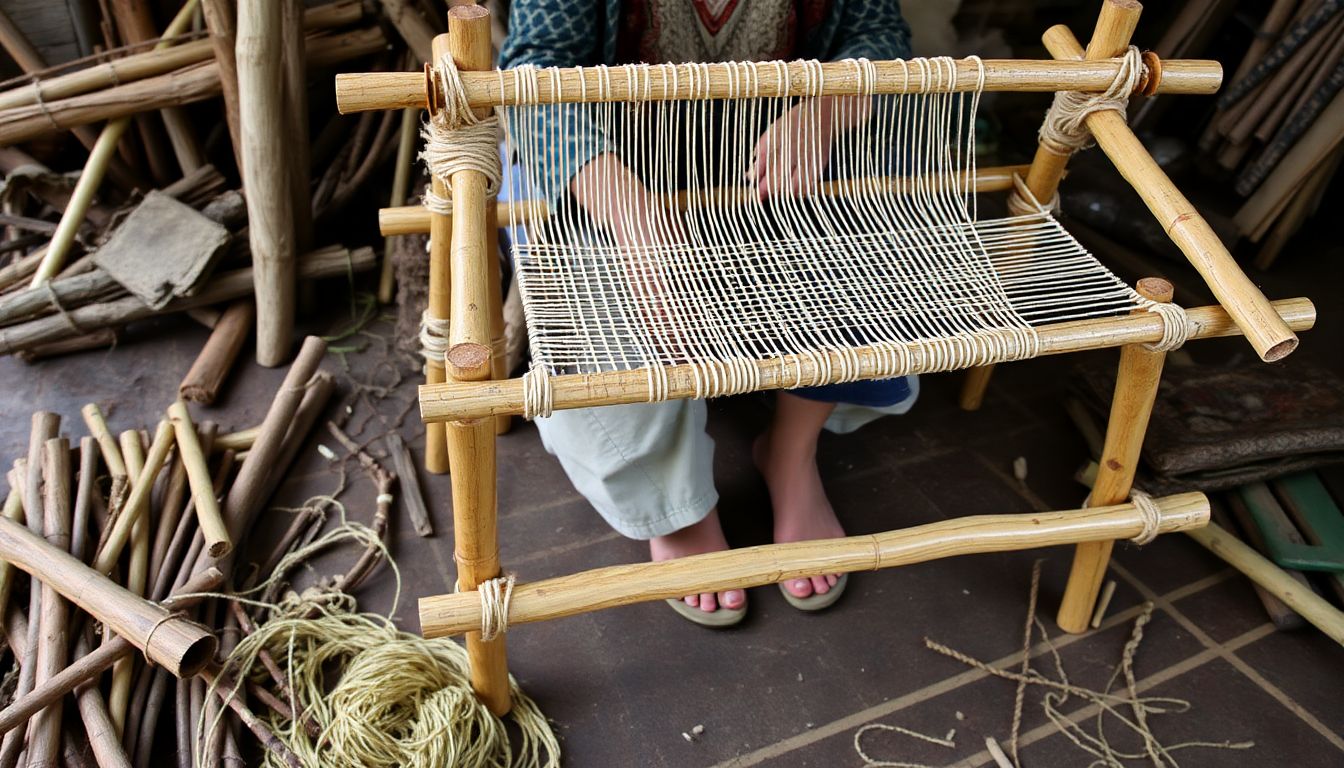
[{"x1": 338, "y1": 0, "x2": 1315, "y2": 716}]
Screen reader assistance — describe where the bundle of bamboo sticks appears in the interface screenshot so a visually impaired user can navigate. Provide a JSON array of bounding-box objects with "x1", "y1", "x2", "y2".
[
  {"x1": 0, "y1": 0, "x2": 425, "y2": 374},
  {"x1": 1196, "y1": 0, "x2": 1344, "y2": 268},
  {"x1": 0, "y1": 335, "x2": 400, "y2": 766}
]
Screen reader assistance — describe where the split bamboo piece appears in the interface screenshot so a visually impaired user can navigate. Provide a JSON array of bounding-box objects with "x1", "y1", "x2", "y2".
[
  {"x1": 1187, "y1": 522, "x2": 1344, "y2": 646},
  {"x1": 178, "y1": 301, "x2": 254, "y2": 404},
  {"x1": 441, "y1": 7, "x2": 511, "y2": 716},
  {"x1": 378, "y1": 164, "x2": 1032, "y2": 236},
  {"x1": 1042, "y1": 26, "x2": 1298, "y2": 362},
  {"x1": 0, "y1": 515, "x2": 216, "y2": 675},
  {"x1": 26, "y1": 0, "x2": 202, "y2": 289},
  {"x1": 422, "y1": 33, "x2": 455, "y2": 476},
  {"x1": 335, "y1": 57, "x2": 1222, "y2": 114},
  {"x1": 1057, "y1": 278, "x2": 1171, "y2": 634},
  {"x1": 93, "y1": 420, "x2": 174, "y2": 575},
  {"x1": 420, "y1": 296, "x2": 1315, "y2": 422},
  {"x1": 166, "y1": 401, "x2": 231, "y2": 558},
  {"x1": 238, "y1": 0, "x2": 295, "y2": 366},
  {"x1": 421, "y1": 492, "x2": 1211, "y2": 637}
]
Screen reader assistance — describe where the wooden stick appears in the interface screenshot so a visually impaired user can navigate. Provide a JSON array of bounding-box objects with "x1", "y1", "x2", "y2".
[
  {"x1": 441, "y1": 8, "x2": 512, "y2": 716},
  {"x1": 1187, "y1": 522, "x2": 1344, "y2": 645},
  {"x1": 1057, "y1": 278, "x2": 1171, "y2": 634},
  {"x1": 179, "y1": 301, "x2": 253, "y2": 405},
  {"x1": 283, "y1": 0, "x2": 314, "y2": 260},
  {"x1": 81, "y1": 405, "x2": 128, "y2": 512},
  {"x1": 0, "y1": 269, "x2": 122, "y2": 329},
  {"x1": 384, "y1": 432, "x2": 432, "y2": 536},
  {"x1": 237, "y1": 0, "x2": 295, "y2": 367},
  {"x1": 334, "y1": 56, "x2": 1223, "y2": 114},
  {"x1": 108, "y1": 429, "x2": 151, "y2": 737},
  {"x1": 378, "y1": 164, "x2": 1032, "y2": 236},
  {"x1": 0, "y1": 246, "x2": 376, "y2": 356},
  {"x1": 1042, "y1": 26, "x2": 1298, "y2": 362},
  {"x1": 0, "y1": 568, "x2": 224, "y2": 740},
  {"x1": 167, "y1": 402, "x2": 231, "y2": 559},
  {"x1": 0, "y1": 487, "x2": 23, "y2": 636},
  {"x1": 197, "y1": 668, "x2": 303, "y2": 768},
  {"x1": 28, "y1": 438, "x2": 72, "y2": 767},
  {"x1": 421, "y1": 492, "x2": 1210, "y2": 637},
  {"x1": 378, "y1": 0, "x2": 434, "y2": 61},
  {"x1": 93, "y1": 420, "x2": 174, "y2": 575},
  {"x1": 200, "y1": 0, "x2": 242, "y2": 172},
  {"x1": 148, "y1": 422, "x2": 210, "y2": 586},
  {"x1": 419, "y1": 296, "x2": 1315, "y2": 422},
  {"x1": 153, "y1": 450, "x2": 231, "y2": 603},
  {"x1": 211, "y1": 336, "x2": 327, "y2": 574},
  {"x1": 212, "y1": 428, "x2": 256, "y2": 454},
  {"x1": 72, "y1": 631, "x2": 133, "y2": 768},
  {"x1": 26, "y1": 0, "x2": 202, "y2": 289}
]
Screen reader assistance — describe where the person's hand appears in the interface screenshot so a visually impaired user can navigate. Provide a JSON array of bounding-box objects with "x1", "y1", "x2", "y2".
[{"x1": 749, "y1": 95, "x2": 871, "y2": 201}]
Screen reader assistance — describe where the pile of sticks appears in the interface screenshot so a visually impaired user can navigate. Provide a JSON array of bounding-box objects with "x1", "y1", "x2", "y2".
[
  {"x1": 1197, "y1": 0, "x2": 1344, "y2": 268},
  {"x1": 0, "y1": 335, "x2": 400, "y2": 766},
  {"x1": 0, "y1": 0, "x2": 422, "y2": 370}
]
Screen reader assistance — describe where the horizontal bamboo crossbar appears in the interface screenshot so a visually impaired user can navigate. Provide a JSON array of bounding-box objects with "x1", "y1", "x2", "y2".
[
  {"x1": 379, "y1": 164, "x2": 1032, "y2": 236},
  {"x1": 419, "y1": 297, "x2": 1314, "y2": 422},
  {"x1": 419, "y1": 492, "x2": 1211, "y2": 638},
  {"x1": 336, "y1": 57, "x2": 1222, "y2": 114}
]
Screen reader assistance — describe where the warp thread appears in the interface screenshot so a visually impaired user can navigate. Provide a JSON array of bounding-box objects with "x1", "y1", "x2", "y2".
[{"x1": 1038, "y1": 46, "x2": 1145, "y2": 157}]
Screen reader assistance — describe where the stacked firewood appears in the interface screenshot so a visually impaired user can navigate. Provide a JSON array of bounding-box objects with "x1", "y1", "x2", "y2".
[
  {"x1": 1196, "y1": 0, "x2": 1344, "y2": 269},
  {"x1": 0, "y1": 336, "x2": 404, "y2": 766},
  {"x1": 0, "y1": 0, "x2": 445, "y2": 373}
]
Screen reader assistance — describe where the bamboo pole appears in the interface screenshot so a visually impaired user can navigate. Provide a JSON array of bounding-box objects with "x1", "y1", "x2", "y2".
[
  {"x1": 26, "y1": 0, "x2": 202, "y2": 289},
  {"x1": 959, "y1": 0, "x2": 1140, "y2": 412},
  {"x1": 282, "y1": 0, "x2": 314, "y2": 259},
  {"x1": 1042, "y1": 26, "x2": 1298, "y2": 362},
  {"x1": 0, "y1": 514, "x2": 216, "y2": 675},
  {"x1": 421, "y1": 492, "x2": 1210, "y2": 637},
  {"x1": 335, "y1": 57, "x2": 1222, "y2": 114},
  {"x1": 0, "y1": 568, "x2": 223, "y2": 739},
  {"x1": 422, "y1": 33, "x2": 455, "y2": 476},
  {"x1": 112, "y1": 0, "x2": 206, "y2": 175},
  {"x1": 200, "y1": 0, "x2": 242, "y2": 172},
  {"x1": 166, "y1": 402, "x2": 230, "y2": 558},
  {"x1": 1187, "y1": 522, "x2": 1344, "y2": 646},
  {"x1": 238, "y1": 0, "x2": 295, "y2": 366},
  {"x1": 378, "y1": 105, "x2": 420, "y2": 302},
  {"x1": 378, "y1": 164, "x2": 1032, "y2": 236},
  {"x1": 28, "y1": 438, "x2": 72, "y2": 767},
  {"x1": 1057, "y1": 278, "x2": 1171, "y2": 633},
  {"x1": 420, "y1": 296, "x2": 1315, "y2": 422},
  {"x1": 441, "y1": 7, "x2": 511, "y2": 716}
]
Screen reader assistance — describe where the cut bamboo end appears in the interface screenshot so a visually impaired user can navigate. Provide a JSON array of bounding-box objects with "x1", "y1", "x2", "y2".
[
  {"x1": 335, "y1": 57, "x2": 1223, "y2": 114},
  {"x1": 419, "y1": 492, "x2": 1210, "y2": 638},
  {"x1": 419, "y1": 297, "x2": 1315, "y2": 423}
]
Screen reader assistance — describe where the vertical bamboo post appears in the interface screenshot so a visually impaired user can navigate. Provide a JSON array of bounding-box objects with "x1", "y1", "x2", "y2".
[
  {"x1": 238, "y1": 0, "x2": 295, "y2": 367},
  {"x1": 282, "y1": 0, "x2": 313, "y2": 256},
  {"x1": 200, "y1": 0, "x2": 243, "y2": 172},
  {"x1": 487, "y1": 196, "x2": 510, "y2": 435},
  {"x1": 1056, "y1": 277, "x2": 1170, "y2": 633},
  {"x1": 423, "y1": 33, "x2": 454, "y2": 475},
  {"x1": 443, "y1": 6, "x2": 511, "y2": 716},
  {"x1": 958, "y1": 0, "x2": 1142, "y2": 411},
  {"x1": 28, "y1": 438, "x2": 71, "y2": 767}
]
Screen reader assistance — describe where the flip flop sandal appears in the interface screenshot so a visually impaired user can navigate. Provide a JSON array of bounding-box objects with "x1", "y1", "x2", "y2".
[
  {"x1": 665, "y1": 597, "x2": 747, "y2": 628},
  {"x1": 778, "y1": 573, "x2": 848, "y2": 612}
]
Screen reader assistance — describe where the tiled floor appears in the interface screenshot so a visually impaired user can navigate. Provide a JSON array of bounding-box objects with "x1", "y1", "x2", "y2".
[{"x1": 1, "y1": 171, "x2": 1341, "y2": 765}]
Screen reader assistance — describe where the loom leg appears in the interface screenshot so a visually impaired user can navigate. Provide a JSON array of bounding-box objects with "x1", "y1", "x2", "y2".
[
  {"x1": 1057, "y1": 277, "x2": 1171, "y2": 633},
  {"x1": 423, "y1": 157, "x2": 454, "y2": 475},
  {"x1": 958, "y1": 364, "x2": 996, "y2": 411}
]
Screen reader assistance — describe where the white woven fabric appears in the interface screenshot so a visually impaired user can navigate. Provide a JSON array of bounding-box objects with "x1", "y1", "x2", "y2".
[{"x1": 495, "y1": 58, "x2": 1163, "y2": 418}]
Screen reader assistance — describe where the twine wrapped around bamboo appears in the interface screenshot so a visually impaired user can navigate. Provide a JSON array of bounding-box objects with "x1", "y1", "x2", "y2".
[{"x1": 0, "y1": 515, "x2": 216, "y2": 676}]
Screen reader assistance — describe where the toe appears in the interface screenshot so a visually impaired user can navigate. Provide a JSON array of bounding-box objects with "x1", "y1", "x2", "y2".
[
  {"x1": 721, "y1": 589, "x2": 747, "y2": 610},
  {"x1": 826, "y1": 573, "x2": 839, "y2": 587},
  {"x1": 811, "y1": 575, "x2": 830, "y2": 595},
  {"x1": 685, "y1": 594, "x2": 699, "y2": 608},
  {"x1": 785, "y1": 578, "x2": 814, "y2": 599},
  {"x1": 699, "y1": 592, "x2": 718, "y2": 612}
]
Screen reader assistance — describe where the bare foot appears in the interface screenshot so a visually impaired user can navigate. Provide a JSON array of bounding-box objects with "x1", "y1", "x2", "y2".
[
  {"x1": 754, "y1": 431, "x2": 846, "y2": 600},
  {"x1": 648, "y1": 508, "x2": 746, "y2": 613}
]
